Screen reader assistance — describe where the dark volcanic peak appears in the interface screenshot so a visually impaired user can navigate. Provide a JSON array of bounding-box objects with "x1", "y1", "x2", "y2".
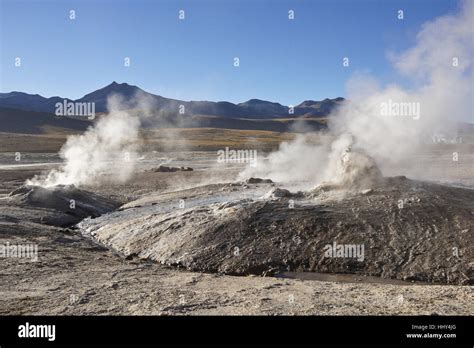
[
  {"x1": 79, "y1": 81, "x2": 142, "y2": 100},
  {"x1": 76, "y1": 82, "x2": 147, "y2": 112}
]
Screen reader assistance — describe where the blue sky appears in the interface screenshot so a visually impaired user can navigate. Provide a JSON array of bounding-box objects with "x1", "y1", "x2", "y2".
[{"x1": 0, "y1": 0, "x2": 459, "y2": 105}]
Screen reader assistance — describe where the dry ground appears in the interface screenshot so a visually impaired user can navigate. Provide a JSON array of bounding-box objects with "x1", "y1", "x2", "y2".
[
  {"x1": 0, "y1": 129, "x2": 472, "y2": 315},
  {"x1": 0, "y1": 128, "x2": 296, "y2": 153},
  {"x1": 0, "y1": 167, "x2": 472, "y2": 315},
  {"x1": 2, "y1": 241, "x2": 472, "y2": 315}
]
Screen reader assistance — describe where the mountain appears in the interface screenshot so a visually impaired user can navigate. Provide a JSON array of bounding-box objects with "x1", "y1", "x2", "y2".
[
  {"x1": 76, "y1": 81, "x2": 150, "y2": 112},
  {"x1": 0, "y1": 82, "x2": 344, "y2": 118},
  {"x1": 237, "y1": 99, "x2": 289, "y2": 117},
  {"x1": 0, "y1": 107, "x2": 91, "y2": 134},
  {"x1": 295, "y1": 97, "x2": 345, "y2": 117},
  {"x1": 0, "y1": 105, "x2": 328, "y2": 135},
  {"x1": 0, "y1": 92, "x2": 73, "y2": 113}
]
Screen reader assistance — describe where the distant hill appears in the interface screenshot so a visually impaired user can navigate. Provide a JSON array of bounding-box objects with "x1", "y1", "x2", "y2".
[
  {"x1": 237, "y1": 99, "x2": 289, "y2": 117},
  {"x1": 0, "y1": 107, "x2": 91, "y2": 134},
  {"x1": 0, "y1": 82, "x2": 345, "y2": 118},
  {"x1": 296, "y1": 97, "x2": 345, "y2": 117},
  {"x1": 164, "y1": 115, "x2": 328, "y2": 132},
  {"x1": 0, "y1": 92, "x2": 74, "y2": 114},
  {"x1": 0, "y1": 105, "x2": 329, "y2": 135}
]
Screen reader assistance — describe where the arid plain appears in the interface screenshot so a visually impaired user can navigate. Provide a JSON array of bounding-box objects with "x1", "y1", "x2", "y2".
[{"x1": 0, "y1": 128, "x2": 472, "y2": 315}]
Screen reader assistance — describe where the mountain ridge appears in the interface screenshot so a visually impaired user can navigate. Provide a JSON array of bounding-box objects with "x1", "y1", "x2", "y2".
[{"x1": 0, "y1": 82, "x2": 345, "y2": 119}]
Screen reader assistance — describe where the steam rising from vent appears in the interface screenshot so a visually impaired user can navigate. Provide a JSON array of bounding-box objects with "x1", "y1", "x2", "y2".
[
  {"x1": 241, "y1": 0, "x2": 473, "y2": 189},
  {"x1": 27, "y1": 95, "x2": 145, "y2": 187},
  {"x1": 319, "y1": 134, "x2": 383, "y2": 190},
  {"x1": 25, "y1": 1, "x2": 473, "y2": 190}
]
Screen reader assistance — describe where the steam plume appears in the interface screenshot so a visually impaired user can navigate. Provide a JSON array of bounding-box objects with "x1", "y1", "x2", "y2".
[
  {"x1": 28, "y1": 94, "x2": 145, "y2": 187},
  {"x1": 241, "y1": 0, "x2": 473, "y2": 189}
]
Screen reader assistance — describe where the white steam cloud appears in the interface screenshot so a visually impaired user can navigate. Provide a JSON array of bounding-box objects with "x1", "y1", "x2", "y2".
[
  {"x1": 28, "y1": 94, "x2": 146, "y2": 187},
  {"x1": 241, "y1": 0, "x2": 473, "y2": 189}
]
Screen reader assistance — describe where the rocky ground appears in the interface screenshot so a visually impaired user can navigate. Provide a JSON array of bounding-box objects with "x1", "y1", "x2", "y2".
[
  {"x1": 0, "y1": 151, "x2": 473, "y2": 315},
  {"x1": 1, "y1": 241, "x2": 473, "y2": 315},
  {"x1": 79, "y1": 176, "x2": 473, "y2": 285}
]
